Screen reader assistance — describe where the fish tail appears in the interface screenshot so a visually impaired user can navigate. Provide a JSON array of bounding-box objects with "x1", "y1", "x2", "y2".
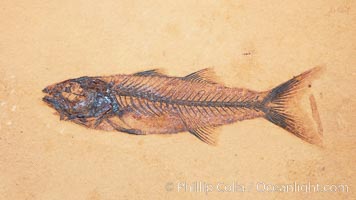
[{"x1": 261, "y1": 67, "x2": 325, "y2": 145}]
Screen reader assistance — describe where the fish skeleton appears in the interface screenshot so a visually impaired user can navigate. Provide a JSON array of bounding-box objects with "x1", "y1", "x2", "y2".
[{"x1": 42, "y1": 67, "x2": 324, "y2": 145}]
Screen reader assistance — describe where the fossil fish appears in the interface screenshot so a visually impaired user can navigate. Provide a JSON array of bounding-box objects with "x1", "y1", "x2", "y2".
[{"x1": 43, "y1": 67, "x2": 323, "y2": 145}]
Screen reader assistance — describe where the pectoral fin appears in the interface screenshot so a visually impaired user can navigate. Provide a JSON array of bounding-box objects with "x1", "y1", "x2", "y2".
[{"x1": 106, "y1": 118, "x2": 145, "y2": 135}]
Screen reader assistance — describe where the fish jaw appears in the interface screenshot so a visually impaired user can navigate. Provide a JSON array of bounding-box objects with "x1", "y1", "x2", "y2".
[{"x1": 42, "y1": 89, "x2": 70, "y2": 120}]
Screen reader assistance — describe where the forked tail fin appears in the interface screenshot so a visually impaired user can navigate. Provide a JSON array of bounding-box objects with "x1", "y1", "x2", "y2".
[{"x1": 262, "y1": 67, "x2": 324, "y2": 145}]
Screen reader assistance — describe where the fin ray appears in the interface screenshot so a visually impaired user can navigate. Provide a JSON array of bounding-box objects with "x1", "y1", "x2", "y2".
[{"x1": 133, "y1": 69, "x2": 166, "y2": 77}]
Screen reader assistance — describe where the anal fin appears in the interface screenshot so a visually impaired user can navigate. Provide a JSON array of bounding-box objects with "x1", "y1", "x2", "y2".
[
  {"x1": 189, "y1": 126, "x2": 219, "y2": 145},
  {"x1": 177, "y1": 105, "x2": 220, "y2": 145}
]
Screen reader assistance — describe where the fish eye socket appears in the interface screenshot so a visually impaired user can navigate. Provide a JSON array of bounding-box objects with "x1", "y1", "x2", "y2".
[
  {"x1": 71, "y1": 83, "x2": 84, "y2": 93},
  {"x1": 62, "y1": 92, "x2": 81, "y2": 102}
]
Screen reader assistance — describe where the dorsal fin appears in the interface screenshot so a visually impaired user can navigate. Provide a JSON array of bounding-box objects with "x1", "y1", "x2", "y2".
[
  {"x1": 182, "y1": 68, "x2": 220, "y2": 84},
  {"x1": 133, "y1": 69, "x2": 166, "y2": 77}
]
